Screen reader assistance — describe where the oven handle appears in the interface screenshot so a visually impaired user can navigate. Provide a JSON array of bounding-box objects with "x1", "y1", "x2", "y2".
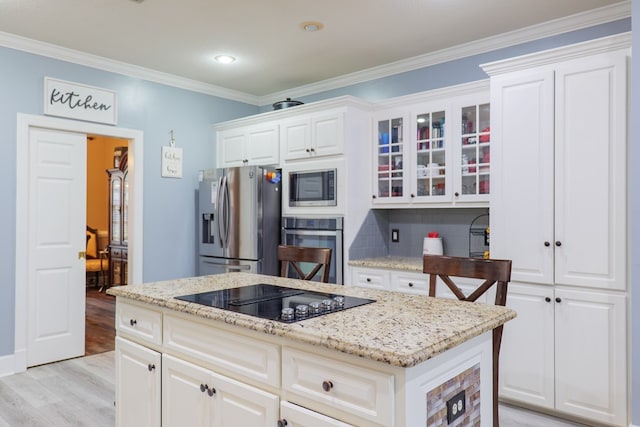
[
  {"x1": 282, "y1": 229, "x2": 339, "y2": 237},
  {"x1": 200, "y1": 259, "x2": 252, "y2": 272}
]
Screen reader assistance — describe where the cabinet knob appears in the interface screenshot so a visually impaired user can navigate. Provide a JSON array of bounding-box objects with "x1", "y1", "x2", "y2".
[
  {"x1": 147, "y1": 363, "x2": 155, "y2": 372},
  {"x1": 305, "y1": 148, "x2": 311, "y2": 153},
  {"x1": 129, "y1": 319, "x2": 137, "y2": 326},
  {"x1": 555, "y1": 297, "x2": 562, "y2": 303},
  {"x1": 372, "y1": 194, "x2": 377, "y2": 199},
  {"x1": 544, "y1": 241, "x2": 551, "y2": 247},
  {"x1": 310, "y1": 148, "x2": 315, "y2": 153},
  {"x1": 242, "y1": 159, "x2": 248, "y2": 164},
  {"x1": 555, "y1": 241, "x2": 562, "y2": 247},
  {"x1": 410, "y1": 193, "x2": 415, "y2": 198},
  {"x1": 366, "y1": 277, "x2": 371, "y2": 282},
  {"x1": 200, "y1": 384, "x2": 207, "y2": 392},
  {"x1": 408, "y1": 282, "x2": 414, "y2": 287},
  {"x1": 322, "y1": 380, "x2": 334, "y2": 392},
  {"x1": 545, "y1": 297, "x2": 551, "y2": 303},
  {"x1": 454, "y1": 192, "x2": 460, "y2": 197},
  {"x1": 207, "y1": 387, "x2": 216, "y2": 397},
  {"x1": 277, "y1": 420, "x2": 288, "y2": 427}
]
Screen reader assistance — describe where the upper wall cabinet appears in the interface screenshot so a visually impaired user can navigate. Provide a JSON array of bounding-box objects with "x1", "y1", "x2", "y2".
[
  {"x1": 217, "y1": 123, "x2": 280, "y2": 168},
  {"x1": 281, "y1": 110, "x2": 345, "y2": 161},
  {"x1": 371, "y1": 82, "x2": 490, "y2": 208}
]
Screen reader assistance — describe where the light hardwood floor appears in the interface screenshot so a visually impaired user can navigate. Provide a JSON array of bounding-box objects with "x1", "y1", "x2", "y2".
[{"x1": 0, "y1": 351, "x2": 593, "y2": 427}]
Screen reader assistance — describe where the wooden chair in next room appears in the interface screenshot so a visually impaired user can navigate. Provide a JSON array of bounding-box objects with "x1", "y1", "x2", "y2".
[
  {"x1": 423, "y1": 254, "x2": 512, "y2": 427},
  {"x1": 278, "y1": 245, "x2": 332, "y2": 283}
]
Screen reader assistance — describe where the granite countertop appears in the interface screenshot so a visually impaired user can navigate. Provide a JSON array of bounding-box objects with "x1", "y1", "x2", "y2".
[
  {"x1": 107, "y1": 272, "x2": 515, "y2": 368},
  {"x1": 348, "y1": 256, "x2": 423, "y2": 272}
]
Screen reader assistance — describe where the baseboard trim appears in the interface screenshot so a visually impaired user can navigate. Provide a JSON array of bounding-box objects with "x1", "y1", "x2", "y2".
[{"x1": 0, "y1": 349, "x2": 26, "y2": 378}]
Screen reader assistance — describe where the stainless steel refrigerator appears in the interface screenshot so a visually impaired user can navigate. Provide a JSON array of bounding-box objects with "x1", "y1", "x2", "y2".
[{"x1": 198, "y1": 166, "x2": 281, "y2": 276}]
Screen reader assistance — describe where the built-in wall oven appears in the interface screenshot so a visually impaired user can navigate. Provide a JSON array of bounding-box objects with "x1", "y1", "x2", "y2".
[{"x1": 281, "y1": 216, "x2": 343, "y2": 284}]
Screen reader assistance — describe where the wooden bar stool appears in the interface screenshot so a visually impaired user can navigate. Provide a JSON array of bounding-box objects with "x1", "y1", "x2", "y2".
[
  {"x1": 423, "y1": 254, "x2": 512, "y2": 427},
  {"x1": 278, "y1": 245, "x2": 332, "y2": 283}
]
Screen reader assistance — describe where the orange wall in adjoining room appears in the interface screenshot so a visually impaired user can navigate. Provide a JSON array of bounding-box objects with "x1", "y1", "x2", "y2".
[{"x1": 87, "y1": 136, "x2": 128, "y2": 237}]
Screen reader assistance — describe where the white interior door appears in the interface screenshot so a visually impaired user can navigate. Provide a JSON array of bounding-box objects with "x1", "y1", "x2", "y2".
[{"x1": 27, "y1": 127, "x2": 86, "y2": 366}]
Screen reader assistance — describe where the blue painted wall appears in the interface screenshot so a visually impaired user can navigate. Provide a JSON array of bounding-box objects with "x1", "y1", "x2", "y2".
[{"x1": 0, "y1": 46, "x2": 258, "y2": 356}]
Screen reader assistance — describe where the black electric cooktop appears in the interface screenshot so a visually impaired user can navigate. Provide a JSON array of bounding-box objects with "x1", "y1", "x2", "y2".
[{"x1": 175, "y1": 283, "x2": 375, "y2": 323}]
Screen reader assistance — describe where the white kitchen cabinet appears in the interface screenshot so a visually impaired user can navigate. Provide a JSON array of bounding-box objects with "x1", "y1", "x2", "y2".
[
  {"x1": 485, "y1": 36, "x2": 629, "y2": 426},
  {"x1": 217, "y1": 123, "x2": 279, "y2": 168},
  {"x1": 279, "y1": 401, "x2": 354, "y2": 426},
  {"x1": 371, "y1": 82, "x2": 490, "y2": 207},
  {"x1": 162, "y1": 353, "x2": 279, "y2": 427},
  {"x1": 115, "y1": 336, "x2": 161, "y2": 427},
  {"x1": 282, "y1": 110, "x2": 344, "y2": 160},
  {"x1": 499, "y1": 283, "x2": 627, "y2": 426}
]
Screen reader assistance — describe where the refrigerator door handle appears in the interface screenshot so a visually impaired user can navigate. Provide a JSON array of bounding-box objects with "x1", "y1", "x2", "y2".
[
  {"x1": 221, "y1": 175, "x2": 230, "y2": 248},
  {"x1": 216, "y1": 175, "x2": 225, "y2": 248}
]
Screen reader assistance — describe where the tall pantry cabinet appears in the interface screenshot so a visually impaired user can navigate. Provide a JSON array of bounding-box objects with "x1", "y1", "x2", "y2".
[{"x1": 483, "y1": 34, "x2": 629, "y2": 427}]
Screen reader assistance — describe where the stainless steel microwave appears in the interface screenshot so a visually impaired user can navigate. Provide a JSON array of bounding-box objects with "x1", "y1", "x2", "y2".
[{"x1": 288, "y1": 168, "x2": 337, "y2": 207}]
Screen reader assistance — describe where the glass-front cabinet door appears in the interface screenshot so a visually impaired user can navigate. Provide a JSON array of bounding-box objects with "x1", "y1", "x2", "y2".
[
  {"x1": 373, "y1": 112, "x2": 409, "y2": 203},
  {"x1": 110, "y1": 175, "x2": 122, "y2": 244},
  {"x1": 413, "y1": 109, "x2": 448, "y2": 200},
  {"x1": 457, "y1": 101, "x2": 490, "y2": 202}
]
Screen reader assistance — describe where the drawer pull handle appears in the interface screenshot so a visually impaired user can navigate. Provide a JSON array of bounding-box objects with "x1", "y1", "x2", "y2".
[
  {"x1": 277, "y1": 420, "x2": 288, "y2": 427},
  {"x1": 147, "y1": 364, "x2": 155, "y2": 372},
  {"x1": 322, "y1": 380, "x2": 334, "y2": 392},
  {"x1": 129, "y1": 319, "x2": 137, "y2": 326}
]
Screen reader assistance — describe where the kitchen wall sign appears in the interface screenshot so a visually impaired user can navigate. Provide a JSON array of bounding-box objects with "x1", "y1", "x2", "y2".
[
  {"x1": 162, "y1": 130, "x2": 183, "y2": 178},
  {"x1": 43, "y1": 77, "x2": 117, "y2": 125}
]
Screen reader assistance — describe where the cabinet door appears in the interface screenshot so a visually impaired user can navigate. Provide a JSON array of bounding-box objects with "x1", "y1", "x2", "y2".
[
  {"x1": 115, "y1": 337, "x2": 161, "y2": 427},
  {"x1": 498, "y1": 283, "x2": 554, "y2": 409},
  {"x1": 282, "y1": 118, "x2": 311, "y2": 160},
  {"x1": 312, "y1": 112, "x2": 343, "y2": 157},
  {"x1": 218, "y1": 129, "x2": 247, "y2": 167},
  {"x1": 162, "y1": 354, "x2": 212, "y2": 427},
  {"x1": 373, "y1": 112, "x2": 409, "y2": 204},
  {"x1": 455, "y1": 100, "x2": 491, "y2": 203},
  {"x1": 280, "y1": 401, "x2": 354, "y2": 427},
  {"x1": 554, "y1": 288, "x2": 627, "y2": 426},
  {"x1": 412, "y1": 107, "x2": 449, "y2": 201},
  {"x1": 490, "y1": 69, "x2": 555, "y2": 285},
  {"x1": 110, "y1": 174, "x2": 122, "y2": 244},
  {"x1": 211, "y1": 369, "x2": 279, "y2": 427},
  {"x1": 247, "y1": 124, "x2": 279, "y2": 165},
  {"x1": 553, "y1": 52, "x2": 627, "y2": 291}
]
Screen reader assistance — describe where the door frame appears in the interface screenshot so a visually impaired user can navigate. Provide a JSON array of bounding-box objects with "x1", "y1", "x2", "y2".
[{"x1": 14, "y1": 113, "x2": 144, "y2": 372}]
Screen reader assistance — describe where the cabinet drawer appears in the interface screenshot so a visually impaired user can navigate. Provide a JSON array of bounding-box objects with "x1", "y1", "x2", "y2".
[
  {"x1": 391, "y1": 271, "x2": 429, "y2": 295},
  {"x1": 282, "y1": 347, "x2": 394, "y2": 426},
  {"x1": 350, "y1": 267, "x2": 390, "y2": 290},
  {"x1": 280, "y1": 401, "x2": 354, "y2": 426},
  {"x1": 116, "y1": 301, "x2": 162, "y2": 346},
  {"x1": 111, "y1": 247, "x2": 122, "y2": 257},
  {"x1": 164, "y1": 314, "x2": 280, "y2": 388}
]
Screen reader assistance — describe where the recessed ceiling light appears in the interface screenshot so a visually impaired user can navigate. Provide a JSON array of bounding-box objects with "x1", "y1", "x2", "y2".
[
  {"x1": 301, "y1": 21, "x2": 324, "y2": 32},
  {"x1": 215, "y1": 55, "x2": 236, "y2": 64}
]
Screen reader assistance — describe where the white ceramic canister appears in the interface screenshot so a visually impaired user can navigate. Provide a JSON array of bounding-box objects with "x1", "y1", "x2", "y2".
[{"x1": 423, "y1": 237, "x2": 443, "y2": 255}]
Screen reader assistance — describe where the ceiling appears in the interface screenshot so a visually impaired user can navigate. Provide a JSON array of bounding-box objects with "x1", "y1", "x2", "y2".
[{"x1": 0, "y1": 0, "x2": 627, "y2": 103}]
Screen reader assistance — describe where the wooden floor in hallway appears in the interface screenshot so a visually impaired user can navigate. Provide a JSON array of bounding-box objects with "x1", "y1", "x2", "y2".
[{"x1": 85, "y1": 286, "x2": 115, "y2": 356}]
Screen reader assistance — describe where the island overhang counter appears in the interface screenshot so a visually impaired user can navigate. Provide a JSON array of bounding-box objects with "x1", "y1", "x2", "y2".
[{"x1": 108, "y1": 272, "x2": 516, "y2": 426}]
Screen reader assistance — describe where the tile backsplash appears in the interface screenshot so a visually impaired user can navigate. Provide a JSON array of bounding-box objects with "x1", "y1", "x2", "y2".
[{"x1": 349, "y1": 208, "x2": 489, "y2": 259}]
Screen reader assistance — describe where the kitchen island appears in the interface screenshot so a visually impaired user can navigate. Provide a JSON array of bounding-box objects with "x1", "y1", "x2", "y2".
[{"x1": 108, "y1": 272, "x2": 515, "y2": 426}]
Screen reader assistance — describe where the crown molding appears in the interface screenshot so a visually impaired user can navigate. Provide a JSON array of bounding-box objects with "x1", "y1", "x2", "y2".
[
  {"x1": 0, "y1": 1, "x2": 630, "y2": 107},
  {"x1": 481, "y1": 31, "x2": 631, "y2": 76},
  {"x1": 0, "y1": 31, "x2": 261, "y2": 105},
  {"x1": 258, "y1": 1, "x2": 631, "y2": 105}
]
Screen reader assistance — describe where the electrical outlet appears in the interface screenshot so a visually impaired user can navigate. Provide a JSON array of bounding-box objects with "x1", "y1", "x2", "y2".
[
  {"x1": 391, "y1": 229, "x2": 399, "y2": 242},
  {"x1": 446, "y1": 390, "x2": 466, "y2": 424}
]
